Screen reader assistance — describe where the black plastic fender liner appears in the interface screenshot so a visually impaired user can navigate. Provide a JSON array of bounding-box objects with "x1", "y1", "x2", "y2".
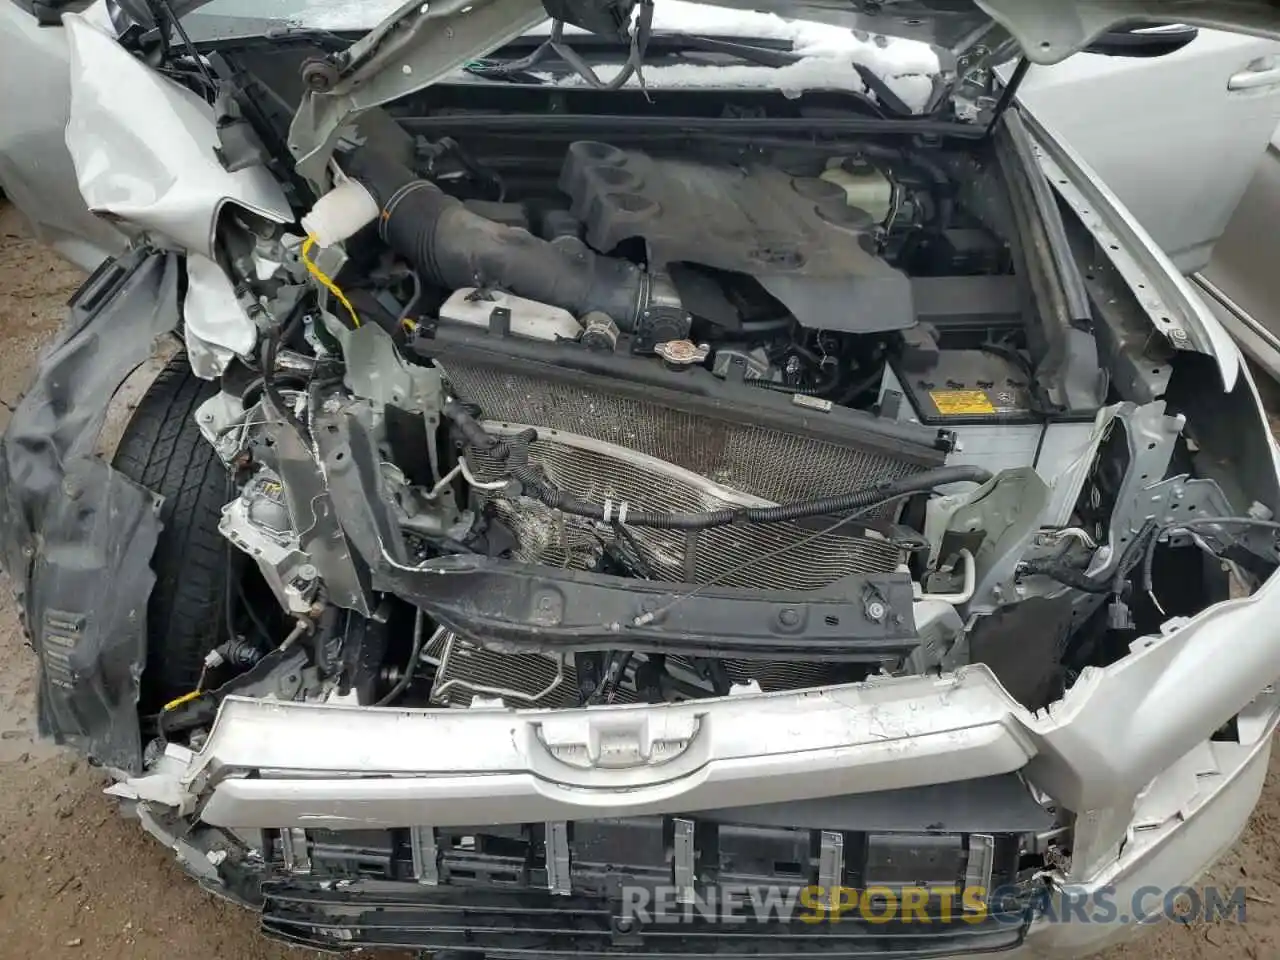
[{"x1": 0, "y1": 248, "x2": 182, "y2": 772}]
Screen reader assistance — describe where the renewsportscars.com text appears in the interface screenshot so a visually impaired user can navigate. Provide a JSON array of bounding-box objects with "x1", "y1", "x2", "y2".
[{"x1": 619, "y1": 884, "x2": 1249, "y2": 926}]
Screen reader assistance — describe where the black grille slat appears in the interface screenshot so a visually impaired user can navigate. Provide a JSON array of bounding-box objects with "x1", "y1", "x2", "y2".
[{"x1": 262, "y1": 881, "x2": 1030, "y2": 956}]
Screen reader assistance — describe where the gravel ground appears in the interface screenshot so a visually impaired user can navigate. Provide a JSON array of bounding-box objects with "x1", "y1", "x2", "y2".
[{"x1": 0, "y1": 202, "x2": 1275, "y2": 959}]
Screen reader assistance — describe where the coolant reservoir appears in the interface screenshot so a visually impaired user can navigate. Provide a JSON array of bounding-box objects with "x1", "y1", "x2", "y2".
[
  {"x1": 820, "y1": 161, "x2": 894, "y2": 223},
  {"x1": 439, "y1": 287, "x2": 584, "y2": 341}
]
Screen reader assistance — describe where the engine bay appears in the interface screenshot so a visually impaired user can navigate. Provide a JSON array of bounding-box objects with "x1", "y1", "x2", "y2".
[
  {"x1": 152, "y1": 97, "x2": 1277, "y2": 736},
  {"x1": 9, "y1": 1, "x2": 1280, "y2": 948}
]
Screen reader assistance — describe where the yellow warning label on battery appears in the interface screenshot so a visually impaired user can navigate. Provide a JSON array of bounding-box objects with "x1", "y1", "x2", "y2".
[{"x1": 929, "y1": 389, "x2": 996, "y2": 416}]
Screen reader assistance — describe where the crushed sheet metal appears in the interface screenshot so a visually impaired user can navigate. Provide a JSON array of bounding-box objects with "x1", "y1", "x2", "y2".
[
  {"x1": 0, "y1": 248, "x2": 181, "y2": 772},
  {"x1": 64, "y1": 13, "x2": 292, "y2": 259},
  {"x1": 157, "y1": 552, "x2": 1280, "y2": 828},
  {"x1": 184, "y1": 254, "x2": 258, "y2": 379}
]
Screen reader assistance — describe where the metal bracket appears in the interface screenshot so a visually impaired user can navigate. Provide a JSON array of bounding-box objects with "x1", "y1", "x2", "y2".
[
  {"x1": 342, "y1": 322, "x2": 442, "y2": 414},
  {"x1": 195, "y1": 390, "x2": 248, "y2": 466},
  {"x1": 963, "y1": 833, "x2": 994, "y2": 909},
  {"x1": 280, "y1": 827, "x2": 312, "y2": 874},
  {"x1": 287, "y1": 0, "x2": 548, "y2": 184},
  {"x1": 377, "y1": 555, "x2": 918, "y2": 658},
  {"x1": 673, "y1": 818, "x2": 695, "y2": 904},
  {"x1": 1085, "y1": 402, "x2": 1183, "y2": 577},
  {"x1": 817, "y1": 831, "x2": 845, "y2": 899},
  {"x1": 409, "y1": 826, "x2": 440, "y2": 885},
  {"x1": 942, "y1": 467, "x2": 1050, "y2": 612},
  {"x1": 546, "y1": 822, "x2": 571, "y2": 895}
]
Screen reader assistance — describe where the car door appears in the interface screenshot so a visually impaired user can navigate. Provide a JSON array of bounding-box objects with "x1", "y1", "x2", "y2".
[
  {"x1": 1002, "y1": 27, "x2": 1280, "y2": 275},
  {"x1": 0, "y1": 0, "x2": 128, "y2": 270}
]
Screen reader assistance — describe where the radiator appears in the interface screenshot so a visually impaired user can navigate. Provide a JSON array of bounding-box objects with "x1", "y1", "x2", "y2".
[{"x1": 433, "y1": 359, "x2": 927, "y2": 702}]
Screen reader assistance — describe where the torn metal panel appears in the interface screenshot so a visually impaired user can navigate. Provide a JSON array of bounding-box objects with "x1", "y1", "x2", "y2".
[
  {"x1": 63, "y1": 12, "x2": 292, "y2": 258},
  {"x1": 0, "y1": 248, "x2": 181, "y2": 772},
  {"x1": 184, "y1": 254, "x2": 258, "y2": 380}
]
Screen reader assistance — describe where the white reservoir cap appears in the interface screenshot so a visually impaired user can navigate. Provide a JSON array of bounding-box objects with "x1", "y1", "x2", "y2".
[{"x1": 300, "y1": 178, "x2": 380, "y2": 247}]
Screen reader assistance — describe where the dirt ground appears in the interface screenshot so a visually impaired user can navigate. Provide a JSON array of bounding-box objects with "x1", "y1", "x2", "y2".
[{"x1": 0, "y1": 201, "x2": 1275, "y2": 959}]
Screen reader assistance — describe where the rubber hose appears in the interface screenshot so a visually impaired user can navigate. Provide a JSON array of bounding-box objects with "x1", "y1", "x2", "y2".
[
  {"x1": 850, "y1": 143, "x2": 954, "y2": 228},
  {"x1": 1020, "y1": 559, "x2": 1113, "y2": 594},
  {"x1": 745, "y1": 365, "x2": 840, "y2": 397},
  {"x1": 445, "y1": 401, "x2": 991, "y2": 528},
  {"x1": 524, "y1": 464, "x2": 991, "y2": 530},
  {"x1": 346, "y1": 148, "x2": 648, "y2": 328}
]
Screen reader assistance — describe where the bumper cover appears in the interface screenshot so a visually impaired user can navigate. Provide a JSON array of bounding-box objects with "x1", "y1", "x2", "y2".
[
  {"x1": 243, "y1": 727, "x2": 1273, "y2": 959},
  {"x1": 166, "y1": 559, "x2": 1280, "y2": 828}
]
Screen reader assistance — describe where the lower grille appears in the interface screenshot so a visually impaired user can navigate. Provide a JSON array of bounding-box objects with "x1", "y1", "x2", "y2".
[
  {"x1": 258, "y1": 782, "x2": 1050, "y2": 953},
  {"x1": 262, "y1": 883, "x2": 1031, "y2": 956}
]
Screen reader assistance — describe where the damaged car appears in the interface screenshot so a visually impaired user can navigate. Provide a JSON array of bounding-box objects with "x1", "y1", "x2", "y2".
[{"x1": 1, "y1": 0, "x2": 1280, "y2": 954}]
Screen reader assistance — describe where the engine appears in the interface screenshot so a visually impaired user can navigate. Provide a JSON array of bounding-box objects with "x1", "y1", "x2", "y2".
[{"x1": 199, "y1": 129, "x2": 1107, "y2": 718}]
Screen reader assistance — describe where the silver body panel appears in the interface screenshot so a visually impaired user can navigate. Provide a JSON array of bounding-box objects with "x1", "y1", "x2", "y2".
[
  {"x1": 1007, "y1": 30, "x2": 1280, "y2": 274},
  {"x1": 0, "y1": 2, "x2": 126, "y2": 270},
  {"x1": 183, "y1": 253, "x2": 259, "y2": 379},
  {"x1": 62, "y1": 11, "x2": 293, "y2": 259},
  {"x1": 1193, "y1": 139, "x2": 1280, "y2": 382}
]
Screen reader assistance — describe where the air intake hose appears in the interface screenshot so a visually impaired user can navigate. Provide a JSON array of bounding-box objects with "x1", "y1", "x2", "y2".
[{"x1": 344, "y1": 147, "x2": 648, "y2": 329}]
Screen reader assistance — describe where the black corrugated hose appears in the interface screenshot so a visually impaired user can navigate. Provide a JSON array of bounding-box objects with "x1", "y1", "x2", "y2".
[{"x1": 442, "y1": 400, "x2": 991, "y2": 530}]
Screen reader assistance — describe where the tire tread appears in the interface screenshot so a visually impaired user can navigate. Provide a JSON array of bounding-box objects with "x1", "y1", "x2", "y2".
[{"x1": 111, "y1": 355, "x2": 227, "y2": 709}]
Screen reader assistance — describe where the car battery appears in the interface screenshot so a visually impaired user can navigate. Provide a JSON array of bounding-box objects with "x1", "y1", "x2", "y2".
[{"x1": 892, "y1": 343, "x2": 1038, "y2": 425}]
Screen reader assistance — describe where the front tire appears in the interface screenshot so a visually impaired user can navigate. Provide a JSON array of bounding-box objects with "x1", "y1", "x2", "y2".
[{"x1": 111, "y1": 354, "x2": 228, "y2": 712}]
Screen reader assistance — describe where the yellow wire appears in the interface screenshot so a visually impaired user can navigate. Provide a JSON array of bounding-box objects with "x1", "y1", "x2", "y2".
[
  {"x1": 301, "y1": 234, "x2": 361, "y2": 327},
  {"x1": 162, "y1": 689, "x2": 203, "y2": 712}
]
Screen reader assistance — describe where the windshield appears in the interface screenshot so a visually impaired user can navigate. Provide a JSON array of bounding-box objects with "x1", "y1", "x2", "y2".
[{"x1": 196, "y1": 0, "x2": 941, "y2": 110}]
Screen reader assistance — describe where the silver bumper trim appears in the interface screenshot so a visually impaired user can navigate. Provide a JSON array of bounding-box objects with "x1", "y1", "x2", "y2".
[{"x1": 169, "y1": 568, "x2": 1280, "y2": 831}]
